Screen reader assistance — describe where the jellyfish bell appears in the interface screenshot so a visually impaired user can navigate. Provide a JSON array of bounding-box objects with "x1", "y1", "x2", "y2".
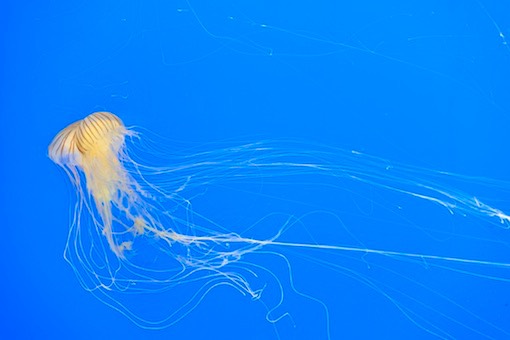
[
  {"x1": 49, "y1": 112, "x2": 127, "y2": 166},
  {"x1": 49, "y1": 112, "x2": 510, "y2": 338}
]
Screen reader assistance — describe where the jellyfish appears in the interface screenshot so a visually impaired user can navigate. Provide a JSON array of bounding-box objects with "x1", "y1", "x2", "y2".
[{"x1": 49, "y1": 112, "x2": 510, "y2": 338}]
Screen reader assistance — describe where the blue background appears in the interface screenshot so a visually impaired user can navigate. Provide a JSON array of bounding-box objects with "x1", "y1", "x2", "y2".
[{"x1": 1, "y1": 1, "x2": 510, "y2": 339}]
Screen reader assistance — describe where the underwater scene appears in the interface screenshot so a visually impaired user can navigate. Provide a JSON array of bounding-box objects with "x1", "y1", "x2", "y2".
[{"x1": 1, "y1": 1, "x2": 510, "y2": 339}]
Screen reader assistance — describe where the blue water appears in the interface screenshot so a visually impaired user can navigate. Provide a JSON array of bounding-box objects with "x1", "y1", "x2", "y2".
[{"x1": 1, "y1": 1, "x2": 510, "y2": 339}]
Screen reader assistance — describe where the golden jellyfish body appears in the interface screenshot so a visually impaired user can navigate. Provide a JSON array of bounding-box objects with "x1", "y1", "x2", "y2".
[{"x1": 49, "y1": 112, "x2": 139, "y2": 257}]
